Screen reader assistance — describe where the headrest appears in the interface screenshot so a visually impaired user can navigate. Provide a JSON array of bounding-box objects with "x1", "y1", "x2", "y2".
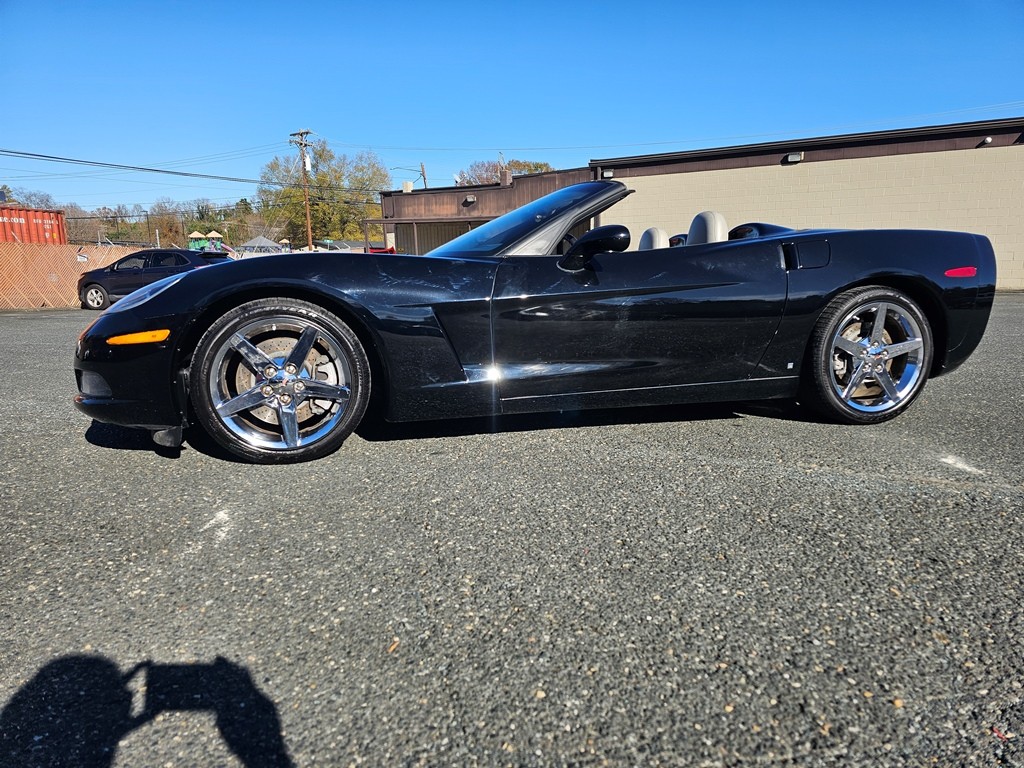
[
  {"x1": 638, "y1": 227, "x2": 669, "y2": 250},
  {"x1": 686, "y1": 211, "x2": 728, "y2": 246}
]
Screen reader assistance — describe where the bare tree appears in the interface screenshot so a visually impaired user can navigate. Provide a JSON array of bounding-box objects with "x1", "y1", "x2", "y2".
[{"x1": 455, "y1": 159, "x2": 554, "y2": 185}]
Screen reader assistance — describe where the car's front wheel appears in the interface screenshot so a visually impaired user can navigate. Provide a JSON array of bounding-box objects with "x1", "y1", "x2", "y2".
[
  {"x1": 83, "y1": 284, "x2": 109, "y2": 310},
  {"x1": 804, "y1": 286, "x2": 933, "y2": 424},
  {"x1": 189, "y1": 298, "x2": 370, "y2": 463}
]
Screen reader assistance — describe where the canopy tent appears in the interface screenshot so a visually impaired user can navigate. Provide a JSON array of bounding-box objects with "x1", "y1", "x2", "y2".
[
  {"x1": 237, "y1": 235, "x2": 283, "y2": 256},
  {"x1": 188, "y1": 230, "x2": 230, "y2": 252}
]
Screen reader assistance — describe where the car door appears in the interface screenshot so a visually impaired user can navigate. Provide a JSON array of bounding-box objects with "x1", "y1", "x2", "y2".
[
  {"x1": 490, "y1": 239, "x2": 788, "y2": 408},
  {"x1": 106, "y1": 253, "x2": 151, "y2": 297}
]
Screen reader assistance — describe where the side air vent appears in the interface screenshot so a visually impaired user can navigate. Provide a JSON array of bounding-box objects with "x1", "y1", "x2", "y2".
[{"x1": 780, "y1": 243, "x2": 799, "y2": 270}]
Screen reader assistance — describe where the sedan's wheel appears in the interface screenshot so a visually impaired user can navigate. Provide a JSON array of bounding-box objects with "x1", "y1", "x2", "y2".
[
  {"x1": 190, "y1": 298, "x2": 369, "y2": 463},
  {"x1": 84, "y1": 284, "x2": 109, "y2": 310},
  {"x1": 804, "y1": 286, "x2": 933, "y2": 424}
]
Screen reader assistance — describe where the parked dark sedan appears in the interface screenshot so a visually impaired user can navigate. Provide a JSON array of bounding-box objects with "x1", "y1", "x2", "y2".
[
  {"x1": 77, "y1": 248, "x2": 233, "y2": 309},
  {"x1": 74, "y1": 181, "x2": 996, "y2": 463}
]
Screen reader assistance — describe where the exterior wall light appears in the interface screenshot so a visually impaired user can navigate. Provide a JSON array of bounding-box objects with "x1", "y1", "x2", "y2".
[{"x1": 784, "y1": 152, "x2": 804, "y2": 164}]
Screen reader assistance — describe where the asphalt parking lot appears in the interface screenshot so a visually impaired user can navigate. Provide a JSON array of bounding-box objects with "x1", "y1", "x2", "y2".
[{"x1": 1, "y1": 296, "x2": 1022, "y2": 766}]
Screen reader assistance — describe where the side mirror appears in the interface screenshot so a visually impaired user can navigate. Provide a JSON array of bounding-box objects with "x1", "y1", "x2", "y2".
[{"x1": 558, "y1": 224, "x2": 631, "y2": 272}]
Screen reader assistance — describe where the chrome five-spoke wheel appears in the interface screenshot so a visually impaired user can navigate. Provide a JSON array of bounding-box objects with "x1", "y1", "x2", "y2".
[
  {"x1": 805, "y1": 287, "x2": 933, "y2": 424},
  {"x1": 190, "y1": 299, "x2": 369, "y2": 462}
]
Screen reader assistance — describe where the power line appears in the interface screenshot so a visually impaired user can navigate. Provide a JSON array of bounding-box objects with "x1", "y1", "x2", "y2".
[
  {"x1": 150, "y1": 144, "x2": 286, "y2": 168},
  {"x1": 0, "y1": 148, "x2": 387, "y2": 195},
  {"x1": 0, "y1": 149, "x2": 266, "y2": 184},
  {"x1": 63, "y1": 196, "x2": 381, "y2": 221},
  {"x1": 318, "y1": 101, "x2": 1024, "y2": 154}
]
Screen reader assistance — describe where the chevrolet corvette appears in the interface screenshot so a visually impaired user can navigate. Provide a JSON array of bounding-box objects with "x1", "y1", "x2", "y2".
[{"x1": 74, "y1": 180, "x2": 996, "y2": 463}]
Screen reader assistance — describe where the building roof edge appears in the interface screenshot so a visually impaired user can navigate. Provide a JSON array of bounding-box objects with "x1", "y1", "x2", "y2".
[{"x1": 589, "y1": 116, "x2": 1024, "y2": 168}]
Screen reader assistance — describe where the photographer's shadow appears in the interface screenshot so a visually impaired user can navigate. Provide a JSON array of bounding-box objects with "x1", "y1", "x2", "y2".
[{"x1": 0, "y1": 654, "x2": 292, "y2": 767}]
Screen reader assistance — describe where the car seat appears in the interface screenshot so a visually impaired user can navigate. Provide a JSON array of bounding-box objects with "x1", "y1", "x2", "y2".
[
  {"x1": 638, "y1": 227, "x2": 669, "y2": 250},
  {"x1": 685, "y1": 212, "x2": 728, "y2": 246}
]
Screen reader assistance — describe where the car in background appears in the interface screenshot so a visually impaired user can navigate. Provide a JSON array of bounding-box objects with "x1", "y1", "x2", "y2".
[{"x1": 78, "y1": 249, "x2": 233, "y2": 309}]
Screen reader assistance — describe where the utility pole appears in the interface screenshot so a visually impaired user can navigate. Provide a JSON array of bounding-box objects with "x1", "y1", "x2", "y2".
[
  {"x1": 419, "y1": 162, "x2": 429, "y2": 189},
  {"x1": 289, "y1": 130, "x2": 314, "y2": 251}
]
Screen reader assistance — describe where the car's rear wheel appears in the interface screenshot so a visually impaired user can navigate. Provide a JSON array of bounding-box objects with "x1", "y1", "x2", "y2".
[
  {"x1": 83, "y1": 284, "x2": 109, "y2": 310},
  {"x1": 190, "y1": 298, "x2": 370, "y2": 463},
  {"x1": 804, "y1": 286, "x2": 933, "y2": 424}
]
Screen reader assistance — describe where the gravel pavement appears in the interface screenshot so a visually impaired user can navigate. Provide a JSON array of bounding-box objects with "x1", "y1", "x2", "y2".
[{"x1": 1, "y1": 296, "x2": 1022, "y2": 766}]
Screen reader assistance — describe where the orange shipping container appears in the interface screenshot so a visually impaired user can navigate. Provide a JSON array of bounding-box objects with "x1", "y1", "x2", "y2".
[{"x1": 0, "y1": 207, "x2": 68, "y2": 245}]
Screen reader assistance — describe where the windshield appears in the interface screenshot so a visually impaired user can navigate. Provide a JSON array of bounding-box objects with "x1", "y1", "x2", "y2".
[{"x1": 427, "y1": 181, "x2": 622, "y2": 258}]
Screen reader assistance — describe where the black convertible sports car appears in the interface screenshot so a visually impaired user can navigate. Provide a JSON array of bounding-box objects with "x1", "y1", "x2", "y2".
[{"x1": 74, "y1": 181, "x2": 996, "y2": 463}]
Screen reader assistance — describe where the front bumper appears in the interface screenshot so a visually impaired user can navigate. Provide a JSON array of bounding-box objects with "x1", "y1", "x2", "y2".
[{"x1": 73, "y1": 312, "x2": 186, "y2": 431}]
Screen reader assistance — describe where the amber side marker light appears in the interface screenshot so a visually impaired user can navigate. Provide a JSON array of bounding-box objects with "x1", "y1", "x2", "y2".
[
  {"x1": 944, "y1": 267, "x2": 978, "y2": 278},
  {"x1": 106, "y1": 329, "x2": 171, "y2": 345}
]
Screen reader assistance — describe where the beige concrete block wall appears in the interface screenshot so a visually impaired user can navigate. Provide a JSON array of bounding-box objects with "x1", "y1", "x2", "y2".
[{"x1": 606, "y1": 145, "x2": 1024, "y2": 289}]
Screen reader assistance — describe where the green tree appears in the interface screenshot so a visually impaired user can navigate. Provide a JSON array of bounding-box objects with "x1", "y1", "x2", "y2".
[
  {"x1": 92, "y1": 204, "x2": 145, "y2": 243},
  {"x1": 455, "y1": 158, "x2": 554, "y2": 186},
  {"x1": 182, "y1": 198, "x2": 232, "y2": 243},
  {"x1": 257, "y1": 140, "x2": 391, "y2": 246}
]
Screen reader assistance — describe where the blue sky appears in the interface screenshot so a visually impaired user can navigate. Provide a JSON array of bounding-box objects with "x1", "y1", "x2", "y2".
[{"x1": 2, "y1": 0, "x2": 1022, "y2": 209}]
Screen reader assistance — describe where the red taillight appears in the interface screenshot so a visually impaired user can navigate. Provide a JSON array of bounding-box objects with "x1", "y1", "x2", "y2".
[{"x1": 944, "y1": 266, "x2": 977, "y2": 278}]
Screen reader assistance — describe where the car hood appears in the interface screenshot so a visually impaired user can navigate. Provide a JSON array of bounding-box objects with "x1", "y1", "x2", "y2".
[{"x1": 105, "y1": 249, "x2": 500, "y2": 326}]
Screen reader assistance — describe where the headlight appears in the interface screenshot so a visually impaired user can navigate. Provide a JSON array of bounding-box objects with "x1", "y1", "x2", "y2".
[{"x1": 106, "y1": 273, "x2": 189, "y2": 313}]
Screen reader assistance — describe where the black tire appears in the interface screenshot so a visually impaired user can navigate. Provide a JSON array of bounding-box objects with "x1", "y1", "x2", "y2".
[
  {"x1": 189, "y1": 298, "x2": 370, "y2": 463},
  {"x1": 83, "y1": 284, "x2": 109, "y2": 310},
  {"x1": 803, "y1": 286, "x2": 933, "y2": 424}
]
